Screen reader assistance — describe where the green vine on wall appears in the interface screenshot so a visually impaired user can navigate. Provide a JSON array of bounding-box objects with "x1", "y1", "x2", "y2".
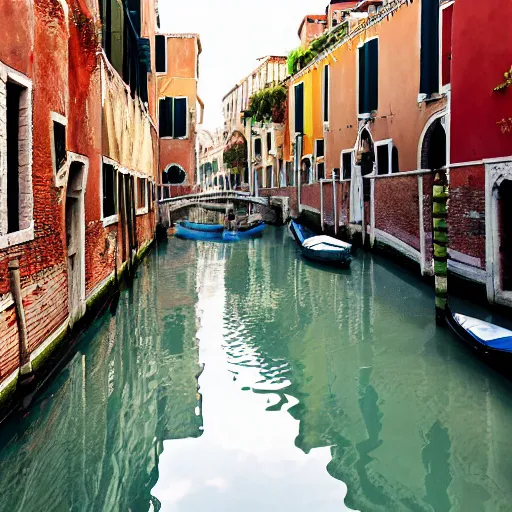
[
  {"x1": 248, "y1": 86, "x2": 287, "y2": 124},
  {"x1": 287, "y1": 23, "x2": 348, "y2": 75}
]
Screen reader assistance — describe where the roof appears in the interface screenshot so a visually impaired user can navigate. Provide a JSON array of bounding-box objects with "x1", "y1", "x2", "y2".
[{"x1": 298, "y1": 14, "x2": 327, "y2": 37}]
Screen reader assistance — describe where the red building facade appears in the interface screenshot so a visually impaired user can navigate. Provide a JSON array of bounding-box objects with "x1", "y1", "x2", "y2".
[{"x1": 0, "y1": 0, "x2": 160, "y2": 404}]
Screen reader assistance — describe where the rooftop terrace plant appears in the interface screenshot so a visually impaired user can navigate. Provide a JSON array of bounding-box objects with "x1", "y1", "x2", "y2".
[{"x1": 249, "y1": 86, "x2": 287, "y2": 124}]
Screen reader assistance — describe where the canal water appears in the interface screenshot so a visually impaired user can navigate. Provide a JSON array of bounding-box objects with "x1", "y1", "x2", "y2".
[{"x1": 1, "y1": 227, "x2": 512, "y2": 511}]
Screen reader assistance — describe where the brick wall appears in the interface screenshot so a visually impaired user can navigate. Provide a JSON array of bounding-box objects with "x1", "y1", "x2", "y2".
[
  {"x1": 0, "y1": 304, "x2": 19, "y2": 380},
  {"x1": 259, "y1": 187, "x2": 298, "y2": 217},
  {"x1": 374, "y1": 176, "x2": 421, "y2": 250},
  {"x1": 449, "y1": 165, "x2": 486, "y2": 268},
  {"x1": 300, "y1": 183, "x2": 321, "y2": 213}
]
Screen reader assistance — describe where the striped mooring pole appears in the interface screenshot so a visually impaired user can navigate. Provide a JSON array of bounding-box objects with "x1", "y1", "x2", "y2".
[{"x1": 432, "y1": 169, "x2": 449, "y2": 324}]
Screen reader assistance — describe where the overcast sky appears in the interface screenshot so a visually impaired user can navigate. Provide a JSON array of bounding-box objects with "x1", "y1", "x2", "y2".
[{"x1": 159, "y1": 0, "x2": 329, "y2": 129}]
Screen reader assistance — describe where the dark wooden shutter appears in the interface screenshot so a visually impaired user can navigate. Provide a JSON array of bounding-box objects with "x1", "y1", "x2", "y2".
[
  {"x1": 342, "y1": 153, "x2": 352, "y2": 180},
  {"x1": 155, "y1": 35, "x2": 166, "y2": 72},
  {"x1": 367, "y1": 39, "x2": 378, "y2": 112},
  {"x1": 159, "y1": 98, "x2": 173, "y2": 137},
  {"x1": 420, "y1": 0, "x2": 440, "y2": 95},
  {"x1": 316, "y1": 139, "x2": 324, "y2": 158},
  {"x1": 358, "y1": 45, "x2": 366, "y2": 114},
  {"x1": 323, "y1": 66, "x2": 329, "y2": 122},
  {"x1": 173, "y1": 98, "x2": 187, "y2": 138},
  {"x1": 294, "y1": 83, "x2": 304, "y2": 134}
]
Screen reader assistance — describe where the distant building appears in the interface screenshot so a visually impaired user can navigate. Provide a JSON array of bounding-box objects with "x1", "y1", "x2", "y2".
[
  {"x1": 157, "y1": 33, "x2": 203, "y2": 192},
  {"x1": 222, "y1": 56, "x2": 288, "y2": 192}
]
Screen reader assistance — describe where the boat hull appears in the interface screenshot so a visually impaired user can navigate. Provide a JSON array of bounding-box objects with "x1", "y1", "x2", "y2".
[
  {"x1": 290, "y1": 220, "x2": 352, "y2": 267},
  {"x1": 222, "y1": 222, "x2": 266, "y2": 242},
  {"x1": 445, "y1": 306, "x2": 512, "y2": 369},
  {"x1": 180, "y1": 221, "x2": 223, "y2": 232},
  {"x1": 175, "y1": 223, "x2": 222, "y2": 240}
]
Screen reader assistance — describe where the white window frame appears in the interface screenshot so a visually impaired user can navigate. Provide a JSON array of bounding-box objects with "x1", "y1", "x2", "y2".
[
  {"x1": 375, "y1": 139, "x2": 393, "y2": 176},
  {"x1": 440, "y1": 0, "x2": 455, "y2": 95},
  {"x1": 101, "y1": 156, "x2": 120, "y2": 227},
  {"x1": 50, "y1": 111, "x2": 68, "y2": 182},
  {"x1": 155, "y1": 35, "x2": 167, "y2": 75},
  {"x1": 135, "y1": 174, "x2": 149, "y2": 215},
  {"x1": 159, "y1": 96, "x2": 189, "y2": 140},
  {"x1": 322, "y1": 64, "x2": 330, "y2": 129},
  {"x1": 0, "y1": 62, "x2": 34, "y2": 249},
  {"x1": 340, "y1": 149, "x2": 354, "y2": 181},
  {"x1": 356, "y1": 36, "x2": 379, "y2": 120}
]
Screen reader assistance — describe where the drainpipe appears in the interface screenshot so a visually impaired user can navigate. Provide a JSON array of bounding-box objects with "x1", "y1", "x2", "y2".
[
  {"x1": 8, "y1": 259, "x2": 32, "y2": 378},
  {"x1": 433, "y1": 169, "x2": 449, "y2": 324}
]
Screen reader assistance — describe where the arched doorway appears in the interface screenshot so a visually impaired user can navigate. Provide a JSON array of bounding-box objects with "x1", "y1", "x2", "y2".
[
  {"x1": 421, "y1": 117, "x2": 447, "y2": 170},
  {"x1": 223, "y1": 131, "x2": 248, "y2": 187}
]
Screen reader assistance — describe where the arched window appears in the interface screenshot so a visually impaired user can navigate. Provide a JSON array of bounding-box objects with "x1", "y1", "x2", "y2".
[{"x1": 164, "y1": 164, "x2": 186, "y2": 184}]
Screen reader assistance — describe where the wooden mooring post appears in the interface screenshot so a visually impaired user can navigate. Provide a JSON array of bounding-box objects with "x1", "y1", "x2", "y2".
[{"x1": 432, "y1": 170, "x2": 449, "y2": 324}]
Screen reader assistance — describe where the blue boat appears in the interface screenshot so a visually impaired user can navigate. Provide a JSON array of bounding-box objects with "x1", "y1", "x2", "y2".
[
  {"x1": 180, "y1": 220, "x2": 224, "y2": 232},
  {"x1": 289, "y1": 220, "x2": 352, "y2": 266},
  {"x1": 446, "y1": 306, "x2": 512, "y2": 364},
  {"x1": 175, "y1": 222, "x2": 223, "y2": 240},
  {"x1": 222, "y1": 222, "x2": 266, "y2": 242}
]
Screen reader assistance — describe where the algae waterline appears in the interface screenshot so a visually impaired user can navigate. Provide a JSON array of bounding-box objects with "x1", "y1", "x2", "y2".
[{"x1": 1, "y1": 228, "x2": 512, "y2": 511}]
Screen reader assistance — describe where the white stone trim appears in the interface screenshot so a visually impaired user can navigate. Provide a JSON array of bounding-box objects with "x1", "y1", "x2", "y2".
[
  {"x1": 0, "y1": 293, "x2": 14, "y2": 314},
  {"x1": 485, "y1": 160, "x2": 512, "y2": 306},
  {"x1": 300, "y1": 204, "x2": 321, "y2": 215},
  {"x1": 0, "y1": 61, "x2": 34, "y2": 246},
  {"x1": 448, "y1": 260, "x2": 486, "y2": 284},
  {"x1": 0, "y1": 367, "x2": 18, "y2": 395},
  {"x1": 374, "y1": 228, "x2": 421, "y2": 264}
]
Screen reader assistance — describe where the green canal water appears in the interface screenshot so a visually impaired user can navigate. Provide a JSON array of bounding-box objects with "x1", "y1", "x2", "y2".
[{"x1": 1, "y1": 227, "x2": 512, "y2": 511}]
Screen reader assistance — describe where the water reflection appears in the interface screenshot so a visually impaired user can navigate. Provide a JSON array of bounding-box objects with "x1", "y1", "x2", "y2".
[
  {"x1": 1, "y1": 228, "x2": 512, "y2": 511},
  {"x1": 0, "y1": 240, "x2": 203, "y2": 512}
]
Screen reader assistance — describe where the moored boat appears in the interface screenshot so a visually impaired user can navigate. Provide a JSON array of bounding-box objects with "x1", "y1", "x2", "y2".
[
  {"x1": 222, "y1": 222, "x2": 266, "y2": 242},
  {"x1": 446, "y1": 306, "x2": 512, "y2": 366},
  {"x1": 289, "y1": 220, "x2": 352, "y2": 266},
  {"x1": 175, "y1": 222, "x2": 223, "y2": 240},
  {"x1": 180, "y1": 220, "x2": 224, "y2": 232}
]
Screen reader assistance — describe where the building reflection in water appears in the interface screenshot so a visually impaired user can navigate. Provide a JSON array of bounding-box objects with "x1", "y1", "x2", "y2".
[
  {"x1": 0, "y1": 239, "x2": 203, "y2": 512},
  {"x1": 1, "y1": 228, "x2": 512, "y2": 512}
]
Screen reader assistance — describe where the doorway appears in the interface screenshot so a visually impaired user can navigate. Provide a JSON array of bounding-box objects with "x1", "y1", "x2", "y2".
[
  {"x1": 65, "y1": 161, "x2": 86, "y2": 325},
  {"x1": 421, "y1": 118, "x2": 447, "y2": 170},
  {"x1": 498, "y1": 180, "x2": 512, "y2": 291}
]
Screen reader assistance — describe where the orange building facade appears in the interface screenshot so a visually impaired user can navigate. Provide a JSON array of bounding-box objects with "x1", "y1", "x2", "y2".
[{"x1": 157, "y1": 34, "x2": 203, "y2": 191}]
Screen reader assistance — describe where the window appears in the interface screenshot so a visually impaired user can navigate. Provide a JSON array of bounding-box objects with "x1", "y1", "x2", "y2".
[
  {"x1": 137, "y1": 177, "x2": 147, "y2": 210},
  {"x1": 254, "y1": 138, "x2": 262, "y2": 158},
  {"x1": 164, "y1": 164, "x2": 186, "y2": 184},
  {"x1": 294, "y1": 82, "x2": 304, "y2": 134},
  {"x1": 286, "y1": 161, "x2": 294, "y2": 187},
  {"x1": 342, "y1": 151, "x2": 353, "y2": 180},
  {"x1": 392, "y1": 147, "x2": 399, "y2": 173},
  {"x1": 441, "y1": 3, "x2": 454, "y2": 88},
  {"x1": 315, "y1": 140, "x2": 325, "y2": 181},
  {"x1": 159, "y1": 97, "x2": 188, "y2": 138},
  {"x1": 265, "y1": 165, "x2": 272, "y2": 188},
  {"x1": 420, "y1": 0, "x2": 440, "y2": 96},
  {"x1": 102, "y1": 162, "x2": 117, "y2": 219},
  {"x1": 358, "y1": 39, "x2": 378, "y2": 116},
  {"x1": 53, "y1": 120, "x2": 66, "y2": 172},
  {"x1": 155, "y1": 35, "x2": 166, "y2": 72},
  {"x1": 0, "y1": 70, "x2": 33, "y2": 244},
  {"x1": 147, "y1": 180, "x2": 153, "y2": 209},
  {"x1": 323, "y1": 65, "x2": 330, "y2": 123},
  {"x1": 267, "y1": 132, "x2": 272, "y2": 152},
  {"x1": 376, "y1": 142, "x2": 391, "y2": 175}
]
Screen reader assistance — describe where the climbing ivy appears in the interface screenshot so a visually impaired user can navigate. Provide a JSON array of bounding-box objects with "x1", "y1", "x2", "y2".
[
  {"x1": 287, "y1": 23, "x2": 349, "y2": 75},
  {"x1": 223, "y1": 142, "x2": 247, "y2": 174}
]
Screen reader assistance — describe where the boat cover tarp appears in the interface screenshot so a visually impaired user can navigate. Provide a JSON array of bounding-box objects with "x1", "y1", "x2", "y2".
[{"x1": 454, "y1": 314, "x2": 512, "y2": 353}]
